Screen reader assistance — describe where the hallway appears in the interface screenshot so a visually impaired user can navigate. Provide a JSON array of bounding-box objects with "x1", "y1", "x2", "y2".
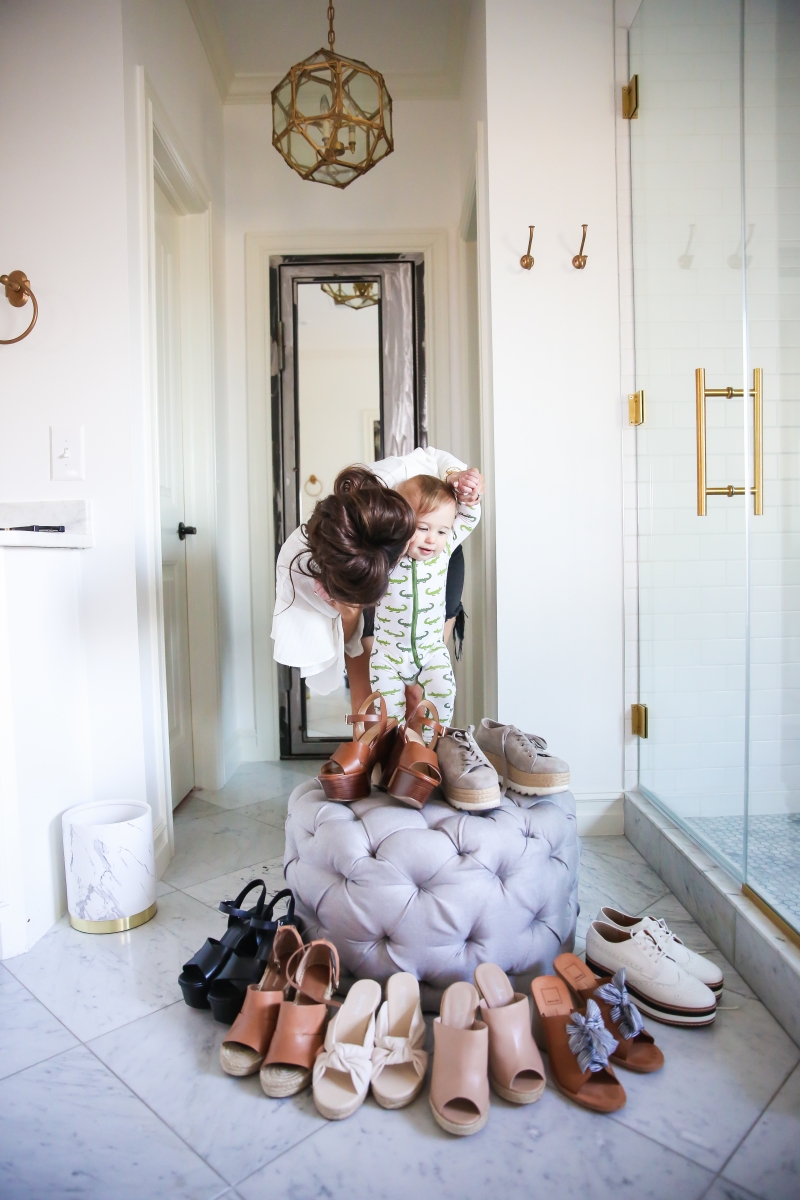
[{"x1": 1, "y1": 763, "x2": 797, "y2": 1200}]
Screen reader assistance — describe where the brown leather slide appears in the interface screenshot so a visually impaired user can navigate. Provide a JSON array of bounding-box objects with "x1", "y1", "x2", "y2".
[
  {"x1": 475, "y1": 963, "x2": 545, "y2": 1104},
  {"x1": 430, "y1": 982, "x2": 490, "y2": 1136},
  {"x1": 554, "y1": 953, "x2": 664, "y2": 1074},
  {"x1": 531, "y1": 975, "x2": 626, "y2": 1113},
  {"x1": 220, "y1": 924, "x2": 303, "y2": 1077},
  {"x1": 260, "y1": 940, "x2": 340, "y2": 1098}
]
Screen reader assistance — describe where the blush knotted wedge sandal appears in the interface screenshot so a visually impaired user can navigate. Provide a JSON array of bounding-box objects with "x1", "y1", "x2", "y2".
[
  {"x1": 382, "y1": 701, "x2": 443, "y2": 809},
  {"x1": 475, "y1": 963, "x2": 545, "y2": 1104},
  {"x1": 219, "y1": 923, "x2": 304, "y2": 1077},
  {"x1": 260, "y1": 940, "x2": 340, "y2": 1098},
  {"x1": 313, "y1": 978, "x2": 382, "y2": 1120},
  {"x1": 370, "y1": 972, "x2": 428, "y2": 1110},
  {"x1": 531, "y1": 975, "x2": 626, "y2": 1113},
  {"x1": 430, "y1": 981, "x2": 490, "y2": 1137},
  {"x1": 554, "y1": 953, "x2": 664, "y2": 1074},
  {"x1": 319, "y1": 692, "x2": 397, "y2": 802}
]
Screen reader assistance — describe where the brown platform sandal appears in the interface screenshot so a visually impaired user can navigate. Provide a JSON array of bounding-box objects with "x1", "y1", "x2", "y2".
[
  {"x1": 319, "y1": 692, "x2": 397, "y2": 802},
  {"x1": 219, "y1": 925, "x2": 304, "y2": 1077},
  {"x1": 531, "y1": 975, "x2": 626, "y2": 1113},
  {"x1": 260, "y1": 940, "x2": 340, "y2": 1098},
  {"x1": 475, "y1": 963, "x2": 546, "y2": 1104},
  {"x1": 554, "y1": 953, "x2": 664, "y2": 1074},
  {"x1": 382, "y1": 701, "x2": 443, "y2": 809}
]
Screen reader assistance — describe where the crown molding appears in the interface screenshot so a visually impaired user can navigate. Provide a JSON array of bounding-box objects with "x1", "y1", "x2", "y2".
[
  {"x1": 186, "y1": 0, "x2": 470, "y2": 104},
  {"x1": 184, "y1": 0, "x2": 234, "y2": 101}
]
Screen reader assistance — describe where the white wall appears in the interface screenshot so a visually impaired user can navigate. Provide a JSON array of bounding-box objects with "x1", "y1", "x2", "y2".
[
  {"x1": 223, "y1": 96, "x2": 466, "y2": 767},
  {"x1": 484, "y1": 0, "x2": 625, "y2": 826},
  {"x1": 0, "y1": 0, "x2": 225, "y2": 956}
]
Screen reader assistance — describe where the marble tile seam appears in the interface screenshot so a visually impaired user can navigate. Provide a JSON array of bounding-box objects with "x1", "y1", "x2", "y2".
[
  {"x1": 80, "y1": 1035, "x2": 233, "y2": 1193},
  {"x1": 707, "y1": 1057, "x2": 800, "y2": 1200}
]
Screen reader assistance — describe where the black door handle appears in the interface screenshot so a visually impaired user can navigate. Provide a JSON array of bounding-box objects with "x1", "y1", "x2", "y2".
[{"x1": 178, "y1": 522, "x2": 197, "y2": 540}]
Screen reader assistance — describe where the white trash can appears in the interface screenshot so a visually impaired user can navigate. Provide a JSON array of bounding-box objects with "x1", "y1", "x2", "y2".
[{"x1": 62, "y1": 800, "x2": 157, "y2": 933}]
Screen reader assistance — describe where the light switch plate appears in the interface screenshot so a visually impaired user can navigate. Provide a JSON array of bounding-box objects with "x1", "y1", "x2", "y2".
[{"x1": 50, "y1": 425, "x2": 85, "y2": 481}]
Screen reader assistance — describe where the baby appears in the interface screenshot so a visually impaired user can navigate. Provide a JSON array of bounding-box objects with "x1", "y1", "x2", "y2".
[{"x1": 369, "y1": 472, "x2": 481, "y2": 727}]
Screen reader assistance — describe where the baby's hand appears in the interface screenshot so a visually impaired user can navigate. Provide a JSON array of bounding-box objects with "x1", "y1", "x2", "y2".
[{"x1": 450, "y1": 467, "x2": 484, "y2": 504}]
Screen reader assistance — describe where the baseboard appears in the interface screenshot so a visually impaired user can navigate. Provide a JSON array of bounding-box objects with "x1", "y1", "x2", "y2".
[
  {"x1": 624, "y1": 788, "x2": 800, "y2": 1047},
  {"x1": 575, "y1": 793, "x2": 624, "y2": 836},
  {"x1": 224, "y1": 727, "x2": 259, "y2": 782},
  {"x1": 153, "y1": 819, "x2": 172, "y2": 879}
]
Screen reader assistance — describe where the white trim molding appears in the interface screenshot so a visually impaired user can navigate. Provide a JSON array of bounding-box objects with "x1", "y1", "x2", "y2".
[
  {"x1": 133, "y1": 68, "x2": 224, "y2": 874},
  {"x1": 244, "y1": 228, "x2": 450, "y2": 761},
  {"x1": 575, "y1": 793, "x2": 625, "y2": 837}
]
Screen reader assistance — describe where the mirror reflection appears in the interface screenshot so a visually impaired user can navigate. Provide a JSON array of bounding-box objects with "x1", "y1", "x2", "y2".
[{"x1": 296, "y1": 280, "x2": 381, "y2": 738}]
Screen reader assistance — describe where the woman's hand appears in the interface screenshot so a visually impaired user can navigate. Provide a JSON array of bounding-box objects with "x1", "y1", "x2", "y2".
[{"x1": 449, "y1": 467, "x2": 484, "y2": 504}]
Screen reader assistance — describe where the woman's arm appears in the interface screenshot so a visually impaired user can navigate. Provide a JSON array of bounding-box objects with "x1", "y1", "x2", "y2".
[{"x1": 372, "y1": 446, "x2": 466, "y2": 488}]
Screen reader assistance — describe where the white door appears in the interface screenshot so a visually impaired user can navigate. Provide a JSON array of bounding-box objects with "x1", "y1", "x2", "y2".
[{"x1": 154, "y1": 182, "x2": 194, "y2": 807}]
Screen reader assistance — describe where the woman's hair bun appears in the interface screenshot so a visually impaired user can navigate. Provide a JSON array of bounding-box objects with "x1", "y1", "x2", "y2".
[{"x1": 303, "y1": 464, "x2": 416, "y2": 606}]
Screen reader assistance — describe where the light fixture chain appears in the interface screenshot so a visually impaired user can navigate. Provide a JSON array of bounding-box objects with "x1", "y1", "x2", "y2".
[{"x1": 327, "y1": 2, "x2": 335, "y2": 51}]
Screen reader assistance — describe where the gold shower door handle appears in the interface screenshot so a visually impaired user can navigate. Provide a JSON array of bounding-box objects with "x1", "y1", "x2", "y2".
[{"x1": 695, "y1": 367, "x2": 763, "y2": 516}]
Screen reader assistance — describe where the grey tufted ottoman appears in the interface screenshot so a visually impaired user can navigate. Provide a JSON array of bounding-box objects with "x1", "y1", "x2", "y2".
[{"x1": 284, "y1": 778, "x2": 580, "y2": 1011}]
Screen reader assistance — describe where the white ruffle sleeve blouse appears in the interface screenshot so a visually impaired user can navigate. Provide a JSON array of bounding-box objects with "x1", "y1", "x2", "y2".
[{"x1": 271, "y1": 446, "x2": 466, "y2": 695}]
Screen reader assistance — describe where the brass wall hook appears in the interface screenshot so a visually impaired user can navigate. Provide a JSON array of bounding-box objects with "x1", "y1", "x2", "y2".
[
  {"x1": 572, "y1": 225, "x2": 588, "y2": 269},
  {"x1": 0, "y1": 270, "x2": 38, "y2": 344},
  {"x1": 520, "y1": 225, "x2": 535, "y2": 270}
]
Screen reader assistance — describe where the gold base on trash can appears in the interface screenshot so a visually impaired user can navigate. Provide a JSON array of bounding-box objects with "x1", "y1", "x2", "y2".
[{"x1": 68, "y1": 901, "x2": 158, "y2": 935}]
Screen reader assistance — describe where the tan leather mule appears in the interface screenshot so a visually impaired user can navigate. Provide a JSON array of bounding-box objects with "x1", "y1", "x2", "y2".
[
  {"x1": 430, "y1": 982, "x2": 489, "y2": 1136},
  {"x1": 220, "y1": 924, "x2": 303, "y2": 1077},
  {"x1": 475, "y1": 963, "x2": 545, "y2": 1104},
  {"x1": 260, "y1": 940, "x2": 340, "y2": 1098}
]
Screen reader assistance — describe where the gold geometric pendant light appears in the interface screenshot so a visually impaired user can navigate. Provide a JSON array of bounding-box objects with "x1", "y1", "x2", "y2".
[{"x1": 272, "y1": 3, "x2": 393, "y2": 189}]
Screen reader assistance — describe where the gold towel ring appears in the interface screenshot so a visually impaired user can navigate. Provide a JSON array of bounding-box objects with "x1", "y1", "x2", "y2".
[
  {"x1": 0, "y1": 271, "x2": 38, "y2": 344},
  {"x1": 304, "y1": 474, "x2": 323, "y2": 497}
]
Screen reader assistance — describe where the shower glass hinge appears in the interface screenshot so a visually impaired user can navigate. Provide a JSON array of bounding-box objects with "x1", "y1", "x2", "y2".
[
  {"x1": 631, "y1": 703, "x2": 649, "y2": 738},
  {"x1": 629, "y1": 390, "x2": 645, "y2": 425},
  {"x1": 622, "y1": 74, "x2": 639, "y2": 119}
]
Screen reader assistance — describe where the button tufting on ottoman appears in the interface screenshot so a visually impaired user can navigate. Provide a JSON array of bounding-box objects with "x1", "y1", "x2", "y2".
[{"x1": 284, "y1": 778, "x2": 580, "y2": 1011}]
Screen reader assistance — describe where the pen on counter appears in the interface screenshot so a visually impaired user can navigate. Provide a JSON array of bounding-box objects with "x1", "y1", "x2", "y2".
[{"x1": 1, "y1": 525, "x2": 67, "y2": 533}]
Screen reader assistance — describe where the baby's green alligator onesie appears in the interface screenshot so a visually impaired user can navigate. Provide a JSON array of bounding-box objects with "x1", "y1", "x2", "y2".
[{"x1": 369, "y1": 499, "x2": 480, "y2": 725}]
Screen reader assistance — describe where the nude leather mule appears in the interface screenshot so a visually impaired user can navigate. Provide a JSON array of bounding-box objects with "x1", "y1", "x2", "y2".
[
  {"x1": 475, "y1": 963, "x2": 545, "y2": 1104},
  {"x1": 430, "y1": 982, "x2": 489, "y2": 1136}
]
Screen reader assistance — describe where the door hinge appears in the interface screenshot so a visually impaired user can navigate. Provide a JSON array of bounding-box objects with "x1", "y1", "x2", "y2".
[
  {"x1": 629, "y1": 390, "x2": 645, "y2": 425},
  {"x1": 631, "y1": 703, "x2": 648, "y2": 738},
  {"x1": 622, "y1": 74, "x2": 639, "y2": 120}
]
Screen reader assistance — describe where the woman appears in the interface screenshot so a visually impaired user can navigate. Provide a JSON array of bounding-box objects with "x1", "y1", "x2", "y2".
[{"x1": 271, "y1": 447, "x2": 482, "y2": 712}]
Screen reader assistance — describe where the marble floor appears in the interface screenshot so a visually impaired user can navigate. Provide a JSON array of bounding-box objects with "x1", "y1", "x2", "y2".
[{"x1": 1, "y1": 761, "x2": 799, "y2": 1200}]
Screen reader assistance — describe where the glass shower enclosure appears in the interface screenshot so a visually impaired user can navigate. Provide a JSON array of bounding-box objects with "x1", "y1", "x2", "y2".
[{"x1": 630, "y1": 0, "x2": 800, "y2": 934}]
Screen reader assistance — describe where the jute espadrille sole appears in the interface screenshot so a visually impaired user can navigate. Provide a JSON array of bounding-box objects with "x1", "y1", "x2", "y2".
[
  {"x1": 443, "y1": 783, "x2": 501, "y2": 811},
  {"x1": 429, "y1": 1096, "x2": 489, "y2": 1137},
  {"x1": 484, "y1": 752, "x2": 569, "y2": 795},
  {"x1": 259, "y1": 1064, "x2": 312, "y2": 1097},
  {"x1": 219, "y1": 1044, "x2": 263, "y2": 1076}
]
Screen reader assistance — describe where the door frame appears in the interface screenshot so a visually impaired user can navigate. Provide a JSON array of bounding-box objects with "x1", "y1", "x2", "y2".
[
  {"x1": 134, "y1": 69, "x2": 223, "y2": 870},
  {"x1": 273, "y1": 255, "x2": 427, "y2": 759},
  {"x1": 245, "y1": 230, "x2": 450, "y2": 762}
]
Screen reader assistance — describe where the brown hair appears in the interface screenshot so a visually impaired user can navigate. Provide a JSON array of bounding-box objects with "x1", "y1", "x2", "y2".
[
  {"x1": 399, "y1": 474, "x2": 458, "y2": 516},
  {"x1": 299, "y1": 466, "x2": 416, "y2": 605}
]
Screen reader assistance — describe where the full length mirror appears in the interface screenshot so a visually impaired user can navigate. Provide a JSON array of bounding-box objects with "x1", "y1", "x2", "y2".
[{"x1": 297, "y1": 280, "x2": 381, "y2": 740}]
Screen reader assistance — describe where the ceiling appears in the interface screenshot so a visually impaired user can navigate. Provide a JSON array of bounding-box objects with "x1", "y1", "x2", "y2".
[{"x1": 186, "y1": 0, "x2": 472, "y2": 104}]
